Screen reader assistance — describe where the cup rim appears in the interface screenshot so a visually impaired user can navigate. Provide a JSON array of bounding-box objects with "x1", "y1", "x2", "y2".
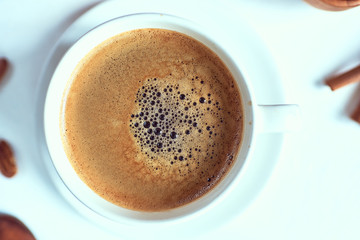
[{"x1": 43, "y1": 12, "x2": 257, "y2": 225}]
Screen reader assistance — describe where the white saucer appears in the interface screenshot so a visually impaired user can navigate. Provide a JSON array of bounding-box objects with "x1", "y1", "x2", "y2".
[{"x1": 36, "y1": 0, "x2": 286, "y2": 238}]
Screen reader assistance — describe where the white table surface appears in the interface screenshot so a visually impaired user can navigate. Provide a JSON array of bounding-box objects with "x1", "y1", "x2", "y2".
[{"x1": 1, "y1": 0, "x2": 360, "y2": 239}]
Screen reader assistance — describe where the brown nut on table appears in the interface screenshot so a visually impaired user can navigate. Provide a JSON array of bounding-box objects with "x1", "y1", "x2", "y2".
[
  {"x1": 0, "y1": 214, "x2": 36, "y2": 240},
  {"x1": 0, "y1": 58, "x2": 9, "y2": 82},
  {"x1": 304, "y1": 0, "x2": 360, "y2": 11},
  {"x1": 0, "y1": 140, "x2": 17, "y2": 178}
]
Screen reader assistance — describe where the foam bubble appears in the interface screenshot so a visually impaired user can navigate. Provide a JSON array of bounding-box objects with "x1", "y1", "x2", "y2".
[{"x1": 129, "y1": 77, "x2": 232, "y2": 178}]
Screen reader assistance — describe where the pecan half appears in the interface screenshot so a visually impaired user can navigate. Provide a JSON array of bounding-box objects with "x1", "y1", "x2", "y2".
[
  {"x1": 0, "y1": 140, "x2": 17, "y2": 178},
  {"x1": 0, "y1": 214, "x2": 36, "y2": 240}
]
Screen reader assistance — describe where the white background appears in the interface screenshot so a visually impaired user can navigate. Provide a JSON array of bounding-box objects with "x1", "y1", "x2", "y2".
[{"x1": 1, "y1": 0, "x2": 360, "y2": 239}]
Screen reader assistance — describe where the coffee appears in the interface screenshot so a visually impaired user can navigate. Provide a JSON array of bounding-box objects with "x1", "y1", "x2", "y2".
[{"x1": 60, "y1": 28, "x2": 243, "y2": 211}]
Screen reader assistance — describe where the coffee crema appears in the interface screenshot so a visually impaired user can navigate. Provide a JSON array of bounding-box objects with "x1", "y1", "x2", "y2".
[{"x1": 61, "y1": 28, "x2": 243, "y2": 211}]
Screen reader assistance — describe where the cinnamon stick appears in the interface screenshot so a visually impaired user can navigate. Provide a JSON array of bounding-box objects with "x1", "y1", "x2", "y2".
[
  {"x1": 326, "y1": 64, "x2": 360, "y2": 91},
  {"x1": 351, "y1": 101, "x2": 360, "y2": 124}
]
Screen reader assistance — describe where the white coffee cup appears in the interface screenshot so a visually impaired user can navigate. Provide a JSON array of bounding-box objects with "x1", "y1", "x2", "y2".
[{"x1": 44, "y1": 13, "x2": 300, "y2": 226}]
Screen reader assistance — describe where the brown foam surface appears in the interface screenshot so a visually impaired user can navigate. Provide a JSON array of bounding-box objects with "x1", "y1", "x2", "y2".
[{"x1": 61, "y1": 29, "x2": 243, "y2": 211}]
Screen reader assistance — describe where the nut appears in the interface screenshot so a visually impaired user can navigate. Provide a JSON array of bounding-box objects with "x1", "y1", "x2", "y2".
[
  {"x1": 0, "y1": 58, "x2": 9, "y2": 83},
  {"x1": 0, "y1": 140, "x2": 17, "y2": 178},
  {"x1": 0, "y1": 214, "x2": 36, "y2": 240}
]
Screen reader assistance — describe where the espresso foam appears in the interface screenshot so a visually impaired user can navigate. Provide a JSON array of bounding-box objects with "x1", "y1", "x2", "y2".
[
  {"x1": 61, "y1": 29, "x2": 243, "y2": 211},
  {"x1": 130, "y1": 77, "x2": 236, "y2": 178}
]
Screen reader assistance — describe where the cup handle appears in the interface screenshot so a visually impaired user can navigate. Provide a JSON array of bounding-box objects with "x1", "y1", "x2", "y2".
[{"x1": 255, "y1": 104, "x2": 301, "y2": 133}]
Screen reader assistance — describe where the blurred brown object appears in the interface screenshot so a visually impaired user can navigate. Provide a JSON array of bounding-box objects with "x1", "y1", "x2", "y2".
[
  {"x1": 0, "y1": 140, "x2": 17, "y2": 178},
  {"x1": 351, "y1": 101, "x2": 360, "y2": 124},
  {"x1": 0, "y1": 214, "x2": 36, "y2": 240},
  {"x1": 0, "y1": 58, "x2": 9, "y2": 82},
  {"x1": 326, "y1": 64, "x2": 360, "y2": 91},
  {"x1": 304, "y1": 0, "x2": 360, "y2": 11}
]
